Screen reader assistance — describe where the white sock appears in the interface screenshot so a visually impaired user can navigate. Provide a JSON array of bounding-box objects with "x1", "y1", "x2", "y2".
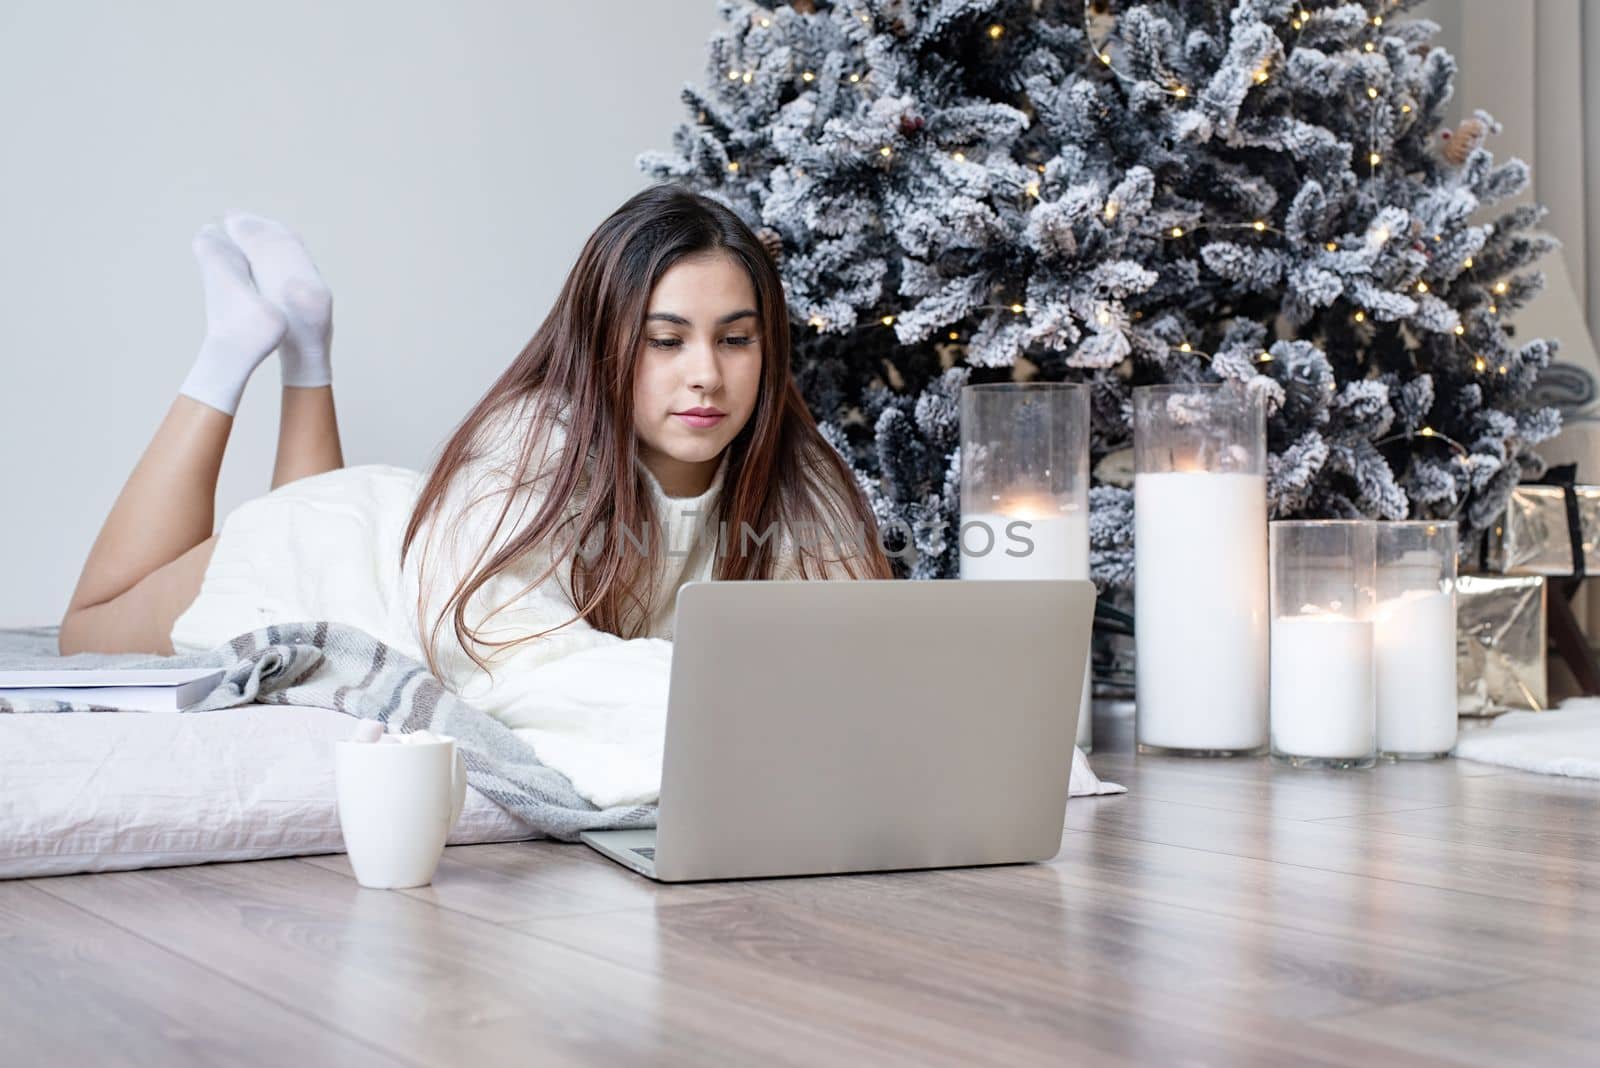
[
  {"x1": 178, "y1": 224, "x2": 287, "y2": 416},
  {"x1": 222, "y1": 211, "x2": 333, "y2": 388}
]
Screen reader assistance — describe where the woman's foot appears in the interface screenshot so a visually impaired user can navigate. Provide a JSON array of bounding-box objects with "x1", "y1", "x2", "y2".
[
  {"x1": 177, "y1": 224, "x2": 287, "y2": 416},
  {"x1": 222, "y1": 211, "x2": 334, "y2": 389}
]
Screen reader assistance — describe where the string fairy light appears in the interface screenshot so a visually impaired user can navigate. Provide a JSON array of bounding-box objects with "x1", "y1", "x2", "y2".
[
  {"x1": 1377, "y1": 425, "x2": 1470, "y2": 457},
  {"x1": 1080, "y1": 3, "x2": 1192, "y2": 99}
]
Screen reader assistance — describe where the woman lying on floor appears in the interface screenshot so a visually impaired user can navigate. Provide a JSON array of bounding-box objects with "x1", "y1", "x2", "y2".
[{"x1": 58, "y1": 185, "x2": 893, "y2": 727}]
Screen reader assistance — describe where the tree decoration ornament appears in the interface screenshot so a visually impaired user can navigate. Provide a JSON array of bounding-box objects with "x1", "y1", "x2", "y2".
[
  {"x1": 756, "y1": 225, "x2": 785, "y2": 262},
  {"x1": 639, "y1": 0, "x2": 1560, "y2": 583}
]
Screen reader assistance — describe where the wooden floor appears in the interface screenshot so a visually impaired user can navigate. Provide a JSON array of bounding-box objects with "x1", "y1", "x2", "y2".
[{"x1": 6, "y1": 705, "x2": 1600, "y2": 1067}]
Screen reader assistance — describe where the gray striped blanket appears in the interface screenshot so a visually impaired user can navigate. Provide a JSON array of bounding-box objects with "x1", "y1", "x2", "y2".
[{"x1": 0, "y1": 622, "x2": 656, "y2": 840}]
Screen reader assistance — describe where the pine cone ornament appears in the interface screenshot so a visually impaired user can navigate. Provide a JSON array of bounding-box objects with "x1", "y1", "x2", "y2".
[
  {"x1": 899, "y1": 111, "x2": 925, "y2": 136},
  {"x1": 791, "y1": 0, "x2": 816, "y2": 14},
  {"x1": 1441, "y1": 117, "x2": 1487, "y2": 166},
  {"x1": 756, "y1": 226, "x2": 783, "y2": 262}
]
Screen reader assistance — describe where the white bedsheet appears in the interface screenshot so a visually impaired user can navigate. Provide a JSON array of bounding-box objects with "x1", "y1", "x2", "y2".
[{"x1": 0, "y1": 705, "x2": 537, "y2": 880}]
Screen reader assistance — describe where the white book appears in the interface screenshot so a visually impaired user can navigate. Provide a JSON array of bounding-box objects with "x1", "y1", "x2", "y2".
[{"x1": 0, "y1": 667, "x2": 225, "y2": 712}]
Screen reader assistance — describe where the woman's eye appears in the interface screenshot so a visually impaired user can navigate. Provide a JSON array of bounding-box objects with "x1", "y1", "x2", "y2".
[
  {"x1": 647, "y1": 337, "x2": 682, "y2": 349},
  {"x1": 723, "y1": 336, "x2": 755, "y2": 346}
]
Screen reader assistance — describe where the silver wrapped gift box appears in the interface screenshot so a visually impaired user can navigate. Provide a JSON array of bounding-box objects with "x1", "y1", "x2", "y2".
[
  {"x1": 1483, "y1": 485, "x2": 1600, "y2": 574},
  {"x1": 1457, "y1": 575, "x2": 1547, "y2": 716}
]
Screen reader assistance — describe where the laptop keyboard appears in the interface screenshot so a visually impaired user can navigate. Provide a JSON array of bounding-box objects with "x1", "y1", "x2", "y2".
[{"x1": 632, "y1": 847, "x2": 656, "y2": 860}]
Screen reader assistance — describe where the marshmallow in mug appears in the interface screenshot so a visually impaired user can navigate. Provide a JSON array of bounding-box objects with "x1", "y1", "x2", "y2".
[{"x1": 347, "y1": 721, "x2": 446, "y2": 746}]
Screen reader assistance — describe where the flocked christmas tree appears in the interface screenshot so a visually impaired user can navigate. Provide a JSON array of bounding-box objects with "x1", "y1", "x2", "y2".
[{"x1": 640, "y1": 0, "x2": 1561, "y2": 584}]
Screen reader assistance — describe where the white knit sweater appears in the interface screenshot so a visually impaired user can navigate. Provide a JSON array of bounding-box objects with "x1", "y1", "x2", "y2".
[{"x1": 171, "y1": 393, "x2": 844, "y2": 806}]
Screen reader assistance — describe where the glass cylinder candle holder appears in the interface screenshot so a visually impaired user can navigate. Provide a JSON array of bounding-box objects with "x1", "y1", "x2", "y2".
[
  {"x1": 959, "y1": 383, "x2": 1093, "y2": 751},
  {"x1": 1133, "y1": 383, "x2": 1268, "y2": 756},
  {"x1": 1270, "y1": 520, "x2": 1377, "y2": 770},
  {"x1": 1375, "y1": 521, "x2": 1459, "y2": 759}
]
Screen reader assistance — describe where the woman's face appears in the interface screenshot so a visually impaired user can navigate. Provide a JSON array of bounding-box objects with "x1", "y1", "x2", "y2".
[{"x1": 632, "y1": 251, "x2": 763, "y2": 497}]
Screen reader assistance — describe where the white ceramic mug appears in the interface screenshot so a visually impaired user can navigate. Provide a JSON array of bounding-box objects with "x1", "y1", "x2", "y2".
[{"x1": 334, "y1": 734, "x2": 468, "y2": 889}]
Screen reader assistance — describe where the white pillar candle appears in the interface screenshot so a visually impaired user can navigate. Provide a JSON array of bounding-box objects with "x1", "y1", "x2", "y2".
[
  {"x1": 1374, "y1": 589, "x2": 1458, "y2": 756},
  {"x1": 961, "y1": 508, "x2": 1093, "y2": 749},
  {"x1": 1270, "y1": 615, "x2": 1375, "y2": 760},
  {"x1": 1134, "y1": 471, "x2": 1268, "y2": 752}
]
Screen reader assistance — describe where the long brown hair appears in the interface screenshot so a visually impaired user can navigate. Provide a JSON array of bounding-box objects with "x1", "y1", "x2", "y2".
[{"x1": 401, "y1": 184, "x2": 894, "y2": 680}]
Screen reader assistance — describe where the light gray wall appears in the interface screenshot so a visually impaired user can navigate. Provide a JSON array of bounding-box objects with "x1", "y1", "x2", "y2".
[{"x1": 0, "y1": 1, "x2": 721, "y2": 627}]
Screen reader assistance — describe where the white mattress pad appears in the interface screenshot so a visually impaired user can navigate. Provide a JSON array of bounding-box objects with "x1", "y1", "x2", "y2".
[{"x1": 0, "y1": 705, "x2": 536, "y2": 879}]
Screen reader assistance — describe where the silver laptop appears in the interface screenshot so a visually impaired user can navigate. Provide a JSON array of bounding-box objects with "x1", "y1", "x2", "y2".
[{"x1": 580, "y1": 578, "x2": 1095, "y2": 882}]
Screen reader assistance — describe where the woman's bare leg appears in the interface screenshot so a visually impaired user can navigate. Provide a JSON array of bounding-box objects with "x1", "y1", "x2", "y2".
[
  {"x1": 59, "y1": 397, "x2": 233, "y2": 654},
  {"x1": 59, "y1": 221, "x2": 294, "y2": 655},
  {"x1": 273, "y1": 385, "x2": 345, "y2": 489}
]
